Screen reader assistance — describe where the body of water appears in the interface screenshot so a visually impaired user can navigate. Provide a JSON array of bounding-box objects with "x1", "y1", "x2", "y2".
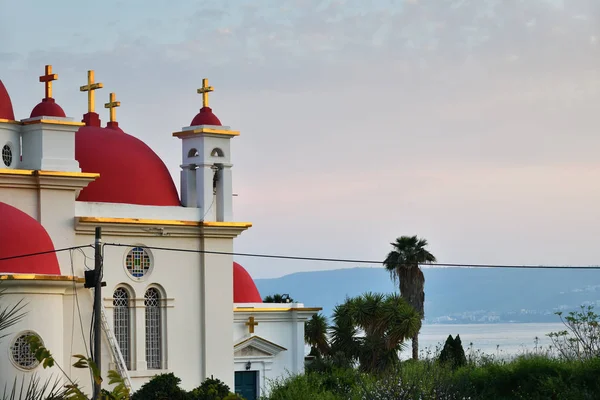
[{"x1": 400, "y1": 323, "x2": 565, "y2": 359}]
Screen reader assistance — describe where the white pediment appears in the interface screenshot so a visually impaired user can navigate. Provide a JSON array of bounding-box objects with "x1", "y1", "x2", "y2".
[{"x1": 234, "y1": 335, "x2": 287, "y2": 359}]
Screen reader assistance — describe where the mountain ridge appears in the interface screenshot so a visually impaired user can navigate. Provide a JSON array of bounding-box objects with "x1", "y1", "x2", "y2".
[{"x1": 254, "y1": 267, "x2": 600, "y2": 324}]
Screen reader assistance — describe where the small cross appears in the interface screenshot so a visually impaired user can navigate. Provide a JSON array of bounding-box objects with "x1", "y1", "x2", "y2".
[
  {"x1": 196, "y1": 78, "x2": 214, "y2": 108},
  {"x1": 245, "y1": 316, "x2": 258, "y2": 334},
  {"x1": 104, "y1": 92, "x2": 121, "y2": 122},
  {"x1": 80, "y1": 70, "x2": 104, "y2": 113},
  {"x1": 39, "y1": 65, "x2": 58, "y2": 99}
]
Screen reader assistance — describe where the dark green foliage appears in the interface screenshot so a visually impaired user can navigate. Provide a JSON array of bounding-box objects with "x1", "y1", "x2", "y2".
[
  {"x1": 305, "y1": 313, "x2": 330, "y2": 358},
  {"x1": 453, "y1": 356, "x2": 600, "y2": 400},
  {"x1": 438, "y1": 335, "x2": 467, "y2": 369},
  {"x1": 263, "y1": 294, "x2": 294, "y2": 303},
  {"x1": 131, "y1": 373, "x2": 187, "y2": 400},
  {"x1": 329, "y1": 293, "x2": 421, "y2": 373},
  {"x1": 133, "y1": 374, "x2": 241, "y2": 400},
  {"x1": 265, "y1": 357, "x2": 600, "y2": 400},
  {"x1": 188, "y1": 377, "x2": 233, "y2": 400}
]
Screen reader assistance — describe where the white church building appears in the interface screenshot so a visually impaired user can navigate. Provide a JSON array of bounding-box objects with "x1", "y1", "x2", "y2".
[{"x1": 0, "y1": 67, "x2": 319, "y2": 400}]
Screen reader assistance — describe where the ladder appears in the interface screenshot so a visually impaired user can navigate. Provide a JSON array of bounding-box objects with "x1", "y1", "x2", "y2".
[{"x1": 99, "y1": 301, "x2": 133, "y2": 393}]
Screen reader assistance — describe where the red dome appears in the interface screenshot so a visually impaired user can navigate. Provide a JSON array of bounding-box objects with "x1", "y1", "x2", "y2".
[
  {"x1": 191, "y1": 107, "x2": 222, "y2": 126},
  {"x1": 0, "y1": 80, "x2": 15, "y2": 120},
  {"x1": 30, "y1": 97, "x2": 66, "y2": 118},
  {"x1": 75, "y1": 124, "x2": 181, "y2": 206},
  {"x1": 233, "y1": 262, "x2": 262, "y2": 303},
  {"x1": 0, "y1": 202, "x2": 60, "y2": 275}
]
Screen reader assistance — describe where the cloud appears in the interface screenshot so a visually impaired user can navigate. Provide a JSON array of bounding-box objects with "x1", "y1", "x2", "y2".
[{"x1": 3, "y1": 0, "x2": 600, "y2": 278}]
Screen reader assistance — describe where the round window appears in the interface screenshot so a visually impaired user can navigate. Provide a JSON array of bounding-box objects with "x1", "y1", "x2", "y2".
[
  {"x1": 2, "y1": 144, "x2": 13, "y2": 167},
  {"x1": 10, "y1": 331, "x2": 42, "y2": 370},
  {"x1": 125, "y1": 246, "x2": 152, "y2": 279}
]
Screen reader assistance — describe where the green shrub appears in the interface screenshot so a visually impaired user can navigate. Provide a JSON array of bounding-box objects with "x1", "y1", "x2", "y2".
[
  {"x1": 451, "y1": 355, "x2": 600, "y2": 399},
  {"x1": 265, "y1": 373, "x2": 338, "y2": 400},
  {"x1": 189, "y1": 377, "x2": 231, "y2": 400},
  {"x1": 131, "y1": 373, "x2": 187, "y2": 400}
]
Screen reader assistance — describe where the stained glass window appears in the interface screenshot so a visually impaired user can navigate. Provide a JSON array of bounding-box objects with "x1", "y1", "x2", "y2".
[{"x1": 125, "y1": 247, "x2": 151, "y2": 278}]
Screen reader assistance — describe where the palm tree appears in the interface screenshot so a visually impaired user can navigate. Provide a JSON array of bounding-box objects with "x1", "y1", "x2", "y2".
[
  {"x1": 383, "y1": 235, "x2": 436, "y2": 360},
  {"x1": 330, "y1": 293, "x2": 420, "y2": 373},
  {"x1": 304, "y1": 314, "x2": 330, "y2": 358}
]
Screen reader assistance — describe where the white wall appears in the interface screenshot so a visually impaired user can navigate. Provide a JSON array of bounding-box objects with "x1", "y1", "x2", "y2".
[
  {"x1": 233, "y1": 306, "x2": 317, "y2": 396},
  {"x1": 0, "y1": 281, "x2": 71, "y2": 396}
]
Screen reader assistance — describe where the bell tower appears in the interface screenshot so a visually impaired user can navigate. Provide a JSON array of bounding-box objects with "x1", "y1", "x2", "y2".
[
  {"x1": 173, "y1": 78, "x2": 239, "y2": 222},
  {"x1": 20, "y1": 65, "x2": 83, "y2": 172}
]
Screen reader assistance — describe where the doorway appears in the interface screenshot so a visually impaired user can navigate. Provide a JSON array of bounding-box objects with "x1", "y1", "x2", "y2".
[{"x1": 235, "y1": 370, "x2": 258, "y2": 400}]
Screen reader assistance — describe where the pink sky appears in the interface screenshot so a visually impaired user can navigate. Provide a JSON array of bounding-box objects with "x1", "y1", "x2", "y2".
[{"x1": 1, "y1": 0, "x2": 599, "y2": 277}]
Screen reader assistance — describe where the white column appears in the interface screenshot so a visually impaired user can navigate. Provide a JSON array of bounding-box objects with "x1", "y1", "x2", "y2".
[
  {"x1": 216, "y1": 164, "x2": 233, "y2": 222},
  {"x1": 291, "y1": 313, "x2": 304, "y2": 374},
  {"x1": 200, "y1": 238, "x2": 234, "y2": 388},
  {"x1": 135, "y1": 298, "x2": 147, "y2": 371},
  {"x1": 196, "y1": 164, "x2": 216, "y2": 221},
  {"x1": 180, "y1": 165, "x2": 197, "y2": 207}
]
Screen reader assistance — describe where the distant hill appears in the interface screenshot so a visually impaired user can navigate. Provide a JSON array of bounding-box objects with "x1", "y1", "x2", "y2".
[{"x1": 255, "y1": 267, "x2": 600, "y2": 324}]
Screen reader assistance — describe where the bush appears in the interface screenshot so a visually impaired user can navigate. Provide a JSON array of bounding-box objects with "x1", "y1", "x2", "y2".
[
  {"x1": 452, "y1": 355, "x2": 600, "y2": 399},
  {"x1": 263, "y1": 356, "x2": 600, "y2": 400},
  {"x1": 265, "y1": 372, "x2": 338, "y2": 400},
  {"x1": 188, "y1": 377, "x2": 233, "y2": 400},
  {"x1": 132, "y1": 374, "x2": 241, "y2": 400},
  {"x1": 131, "y1": 373, "x2": 188, "y2": 400},
  {"x1": 547, "y1": 305, "x2": 600, "y2": 361}
]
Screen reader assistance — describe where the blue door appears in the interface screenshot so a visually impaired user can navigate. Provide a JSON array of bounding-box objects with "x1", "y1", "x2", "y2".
[{"x1": 235, "y1": 371, "x2": 258, "y2": 400}]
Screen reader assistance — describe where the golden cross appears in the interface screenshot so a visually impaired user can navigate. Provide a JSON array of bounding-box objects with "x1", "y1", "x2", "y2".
[
  {"x1": 80, "y1": 70, "x2": 104, "y2": 113},
  {"x1": 104, "y1": 92, "x2": 121, "y2": 122},
  {"x1": 245, "y1": 316, "x2": 258, "y2": 334},
  {"x1": 39, "y1": 65, "x2": 58, "y2": 99},
  {"x1": 196, "y1": 78, "x2": 214, "y2": 108}
]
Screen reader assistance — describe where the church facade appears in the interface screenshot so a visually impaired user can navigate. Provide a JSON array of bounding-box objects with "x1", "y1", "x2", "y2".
[{"x1": 0, "y1": 67, "x2": 318, "y2": 399}]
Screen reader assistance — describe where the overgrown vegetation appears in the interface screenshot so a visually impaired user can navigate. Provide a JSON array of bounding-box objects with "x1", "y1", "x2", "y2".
[
  {"x1": 265, "y1": 351, "x2": 600, "y2": 400},
  {"x1": 267, "y1": 302, "x2": 600, "y2": 399}
]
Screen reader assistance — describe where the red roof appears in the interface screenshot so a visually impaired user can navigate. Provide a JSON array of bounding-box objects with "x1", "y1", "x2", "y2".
[
  {"x1": 0, "y1": 80, "x2": 15, "y2": 120},
  {"x1": 30, "y1": 97, "x2": 66, "y2": 118},
  {"x1": 233, "y1": 262, "x2": 262, "y2": 303},
  {"x1": 0, "y1": 202, "x2": 61, "y2": 275},
  {"x1": 75, "y1": 120, "x2": 181, "y2": 206},
  {"x1": 191, "y1": 107, "x2": 222, "y2": 126}
]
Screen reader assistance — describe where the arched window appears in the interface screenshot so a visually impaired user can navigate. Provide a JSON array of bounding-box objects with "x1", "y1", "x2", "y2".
[
  {"x1": 113, "y1": 287, "x2": 131, "y2": 369},
  {"x1": 145, "y1": 288, "x2": 162, "y2": 369},
  {"x1": 211, "y1": 148, "x2": 224, "y2": 157},
  {"x1": 188, "y1": 148, "x2": 199, "y2": 158}
]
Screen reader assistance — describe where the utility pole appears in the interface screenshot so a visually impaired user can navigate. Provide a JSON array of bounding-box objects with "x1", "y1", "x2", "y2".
[{"x1": 93, "y1": 227, "x2": 102, "y2": 400}]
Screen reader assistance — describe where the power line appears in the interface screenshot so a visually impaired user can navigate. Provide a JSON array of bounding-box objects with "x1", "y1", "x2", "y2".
[
  {"x1": 0, "y1": 245, "x2": 93, "y2": 262},
  {"x1": 102, "y1": 243, "x2": 600, "y2": 270},
  {"x1": 2, "y1": 242, "x2": 600, "y2": 270}
]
